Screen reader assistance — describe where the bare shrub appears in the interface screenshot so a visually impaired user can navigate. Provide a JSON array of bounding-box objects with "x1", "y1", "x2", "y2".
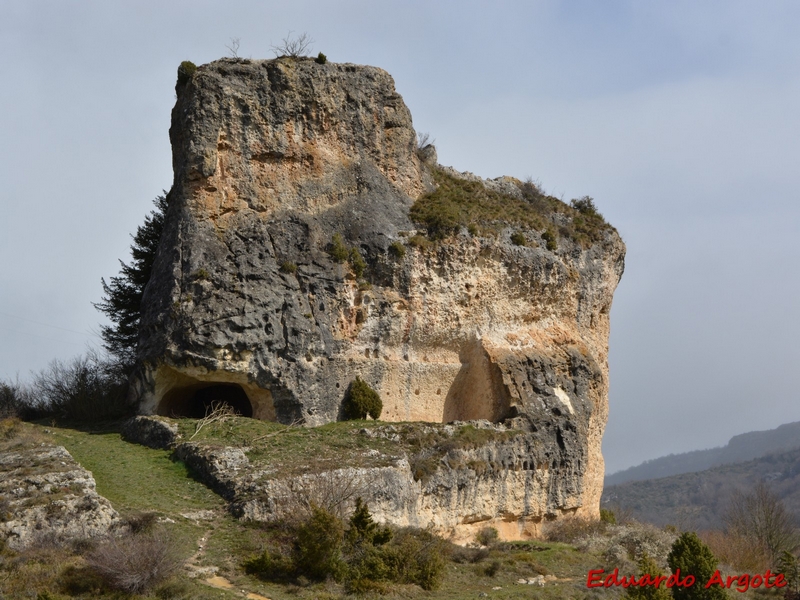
[
  {"x1": 271, "y1": 31, "x2": 314, "y2": 58},
  {"x1": 0, "y1": 415, "x2": 21, "y2": 440},
  {"x1": 544, "y1": 516, "x2": 608, "y2": 543},
  {"x1": 571, "y1": 520, "x2": 677, "y2": 574},
  {"x1": 225, "y1": 37, "x2": 241, "y2": 58},
  {"x1": 724, "y1": 481, "x2": 799, "y2": 562},
  {"x1": 605, "y1": 503, "x2": 635, "y2": 525},
  {"x1": 85, "y1": 529, "x2": 182, "y2": 594},
  {"x1": 31, "y1": 350, "x2": 129, "y2": 421},
  {"x1": 0, "y1": 378, "x2": 30, "y2": 419},
  {"x1": 0, "y1": 417, "x2": 46, "y2": 453},
  {"x1": 451, "y1": 545, "x2": 489, "y2": 564},
  {"x1": 121, "y1": 511, "x2": 158, "y2": 534},
  {"x1": 700, "y1": 529, "x2": 769, "y2": 572},
  {"x1": 283, "y1": 469, "x2": 376, "y2": 522},
  {"x1": 416, "y1": 131, "x2": 435, "y2": 149},
  {"x1": 190, "y1": 400, "x2": 239, "y2": 439}
]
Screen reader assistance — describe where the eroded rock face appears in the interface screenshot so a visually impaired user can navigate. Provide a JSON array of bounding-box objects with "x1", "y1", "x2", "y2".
[
  {"x1": 171, "y1": 420, "x2": 593, "y2": 542},
  {"x1": 131, "y1": 57, "x2": 625, "y2": 530}
]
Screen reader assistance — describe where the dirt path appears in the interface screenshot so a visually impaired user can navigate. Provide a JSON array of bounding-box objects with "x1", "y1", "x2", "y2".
[{"x1": 182, "y1": 514, "x2": 271, "y2": 600}]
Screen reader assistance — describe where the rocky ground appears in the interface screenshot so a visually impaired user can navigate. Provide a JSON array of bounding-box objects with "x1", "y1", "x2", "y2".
[
  {"x1": 0, "y1": 419, "x2": 118, "y2": 550},
  {"x1": 0, "y1": 416, "x2": 628, "y2": 599},
  {"x1": 1, "y1": 416, "x2": 783, "y2": 600}
]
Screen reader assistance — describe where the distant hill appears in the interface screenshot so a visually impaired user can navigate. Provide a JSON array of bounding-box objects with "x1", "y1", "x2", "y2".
[
  {"x1": 605, "y1": 420, "x2": 800, "y2": 486},
  {"x1": 601, "y1": 446, "x2": 800, "y2": 530}
]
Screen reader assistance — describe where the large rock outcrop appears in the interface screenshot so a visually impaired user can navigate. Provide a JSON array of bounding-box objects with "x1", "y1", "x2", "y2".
[
  {"x1": 130, "y1": 57, "x2": 625, "y2": 534},
  {"x1": 0, "y1": 439, "x2": 118, "y2": 550}
]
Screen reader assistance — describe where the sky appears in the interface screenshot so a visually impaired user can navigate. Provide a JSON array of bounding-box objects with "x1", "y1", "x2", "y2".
[{"x1": 1, "y1": 1, "x2": 799, "y2": 474}]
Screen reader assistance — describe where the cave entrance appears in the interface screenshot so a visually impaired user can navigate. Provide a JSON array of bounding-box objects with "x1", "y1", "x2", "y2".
[{"x1": 158, "y1": 383, "x2": 254, "y2": 418}]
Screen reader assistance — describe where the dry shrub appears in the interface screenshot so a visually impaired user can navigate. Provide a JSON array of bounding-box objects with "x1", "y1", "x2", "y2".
[
  {"x1": 476, "y1": 526, "x2": 499, "y2": 547},
  {"x1": 0, "y1": 535, "x2": 87, "y2": 599},
  {"x1": 122, "y1": 511, "x2": 158, "y2": 534},
  {"x1": 0, "y1": 416, "x2": 21, "y2": 441},
  {"x1": 86, "y1": 528, "x2": 182, "y2": 594},
  {"x1": 723, "y1": 481, "x2": 799, "y2": 563},
  {"x1": 451, "y1": 545, "x2": 489, "y2": 564},
  {"x1": 0, "y1": 418, "x2": 45, "y2": 452},
  {"x1": 700, "y1": 529, "x2": 770, "y2": 573},
  {"x1": 190, "y1": 400, "x2": 238, "y2": 439},
  {"x1": 544, "y1": 517, "x2": 608, "y2": 543},
  {"x1": 29, "y1": 350, "x2": 129, "y2": 421},
  {"x1": 283, "y1": 469, "x2": 376, "y2": 522},
  {"x1": 1, "y1": 380, "x2": 29, "y2": 419}
]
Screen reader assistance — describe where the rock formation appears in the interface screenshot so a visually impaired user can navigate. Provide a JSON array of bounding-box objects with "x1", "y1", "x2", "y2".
[
  {"x1": 0, "y1": 441, "x2": 118, "y2": 549},
  {"x1": 130, "y1": 56, "x2": 625, "y2": 535}
]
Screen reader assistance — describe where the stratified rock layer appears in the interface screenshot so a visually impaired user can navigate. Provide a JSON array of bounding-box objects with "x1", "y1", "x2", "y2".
[
  {"x1": 131, "y1": 57, "x2": 625, "y2": 534},
  {"x1": 0, "y1": 442, "x2": 118, "y2": 549}
]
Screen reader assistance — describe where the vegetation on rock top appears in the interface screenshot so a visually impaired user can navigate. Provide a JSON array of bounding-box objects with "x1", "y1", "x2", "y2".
[{"x1": 409, "y1": 166, "x2": 614, "y2": 248}]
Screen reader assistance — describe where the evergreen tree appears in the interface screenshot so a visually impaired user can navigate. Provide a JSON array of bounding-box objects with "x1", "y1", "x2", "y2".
[
  {"x1": 343, "y1": 377, "x2": 383, "y2": 420},
  {"x1": 667, "y1": 532, "x2": 728, "y2": 600},
  {"x1": 94, "y1": 194, "x2": 168, "y2": 373},
  {"x1": 627, "y1": 554, "x2": 671, "y2": 600},
  {"x1": 293, "y1": 506, "x2": 345, "y2": 581},
  {"x1": 777, "y1": 551, "x2": 800, "y2": 600},
  {"x1": 347, "y1": 498, "x2": 392, "y2": 547}
]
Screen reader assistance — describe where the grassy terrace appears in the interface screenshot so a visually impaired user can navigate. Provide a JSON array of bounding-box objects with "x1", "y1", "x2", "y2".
[
  {"x1": 409, "y1": 166, "x2": 614, "y2": 248},
  {"x1": 178, "y1": 417, "x2": 522, "y2": 482}
]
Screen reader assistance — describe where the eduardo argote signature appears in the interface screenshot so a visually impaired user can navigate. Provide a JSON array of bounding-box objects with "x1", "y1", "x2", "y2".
[{"x1": 587, "y1": 568, "x2": 787, "y2": 593}]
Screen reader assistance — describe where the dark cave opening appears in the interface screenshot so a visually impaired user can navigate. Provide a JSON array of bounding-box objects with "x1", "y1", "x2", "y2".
[{"x1": 158, "y1": 383, "x2": 254, "y2": 418}]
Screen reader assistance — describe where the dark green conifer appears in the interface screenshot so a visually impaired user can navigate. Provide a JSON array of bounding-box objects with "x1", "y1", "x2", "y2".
[
  {"x1": 94, "y1": 194, "x2": 167, "y2": 373},
  {"x1": 667, "y1": 532, "x2": 728, "y2": 600}
]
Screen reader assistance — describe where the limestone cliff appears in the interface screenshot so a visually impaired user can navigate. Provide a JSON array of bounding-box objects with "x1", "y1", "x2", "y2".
[{"x1": 130, "y1": 57, "x2": 625, "y2": 533}]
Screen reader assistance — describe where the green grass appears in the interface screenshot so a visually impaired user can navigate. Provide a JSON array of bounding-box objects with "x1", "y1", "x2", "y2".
[
  {"x1": 50, "y1": 421, "x2": 223, "y2": 516},
  {"x1": 177, "y1": 418, "x2": 521, "y2": 483},
  {"x1": 410, "y1": 166, "x2": 614, "y2": 247},
  {"x1": 177, "y1": 417, "x2": 401, "y2": 477},
  {"x1": 1, "y1": 419, "x2": 243, "y2": 599},
  {"x1": 48, "y1": 420, "x2": 226, "y2": 567}
]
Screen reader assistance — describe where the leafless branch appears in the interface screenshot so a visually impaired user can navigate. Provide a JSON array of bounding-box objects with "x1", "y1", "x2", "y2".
[
  {"x1": 724, "y1": 480, "x2": 799, "y2": 562},
  {"x1": 86, "y1": 528, "x2": 182, "y2": 594},
  {"x1": 190, "y1": 400, "x2": 238, "y2": 440},
  {"x1": 225, "y1": 37, "x2": 241, "y2": 59},
  {"x1": 281, "y1": 469, "x2": 379, "y2": 522},
  {"x1": 416, "y1": 131, "x2": 435, "y2": 149},
  {"x1": 271, "y1": 31, "x2": 314, "y2": 58},
  {"x1": 251, "y1": 418, "x2": 303, "y2": 443}
]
